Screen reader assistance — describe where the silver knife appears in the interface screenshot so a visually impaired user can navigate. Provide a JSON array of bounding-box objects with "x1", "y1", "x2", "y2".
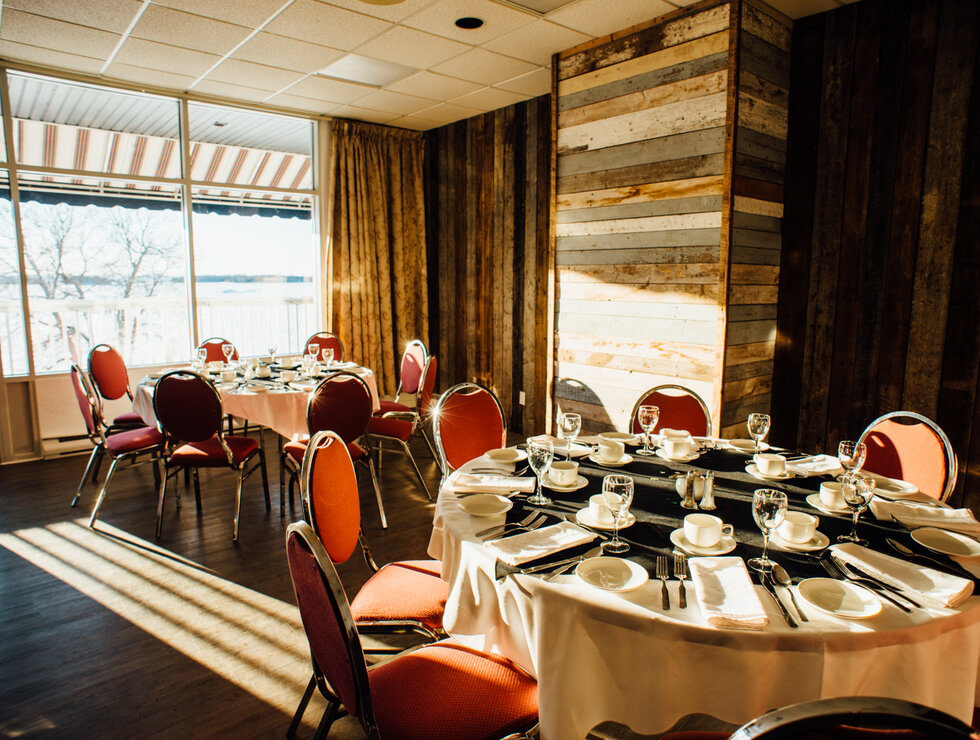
[
  {"x1": 760, "y1": 572, "x2": 798, "y2": 628},
  {"x1": 831, "y1": 555, "x2": 922, "y2": 608}
]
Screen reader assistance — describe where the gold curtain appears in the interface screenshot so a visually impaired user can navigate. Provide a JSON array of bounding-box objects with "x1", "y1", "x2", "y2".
[{"x1": 329, "y1": 119, "x2": 428, "y2": 395}]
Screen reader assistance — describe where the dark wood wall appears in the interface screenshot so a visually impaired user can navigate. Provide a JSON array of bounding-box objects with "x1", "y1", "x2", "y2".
[
  {"x1": 773, "y1": 0, "x2": 980, "y2": 506},
  {"x1": 423, "y1": 96, "x2": 552, "y2": 435}
]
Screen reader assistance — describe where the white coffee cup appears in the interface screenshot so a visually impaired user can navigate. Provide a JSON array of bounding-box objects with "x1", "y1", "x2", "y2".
[
  {"x1": 280, "y1": 370, "x2": 297, "y2": 383},
  {"x1": 549, "y1": 460, "x2": 578, "y2": 486},
  {"x1": 819, "y1": 480, "x2": 845, "y2": 509},
  {"x1": 596, "y1": 438, "x2": 625, "y2": 462},
  {"x1": 207, "y1": 360, "x2": 223, "y2": 372},
  {"x1": 684, "y1": 513, "x2": 734, "y2": 548},
  {"x1": 755, "y1": 452, "x2": 786, "y2": 476},
  {"x1": 664, "y1": 437, "x2": 692, "y2": 459},
  {"x1": 588, "y1": 494, "x2": 614, "y2": 525},
  {"x1": 778, "y1": 511, "x2": 819, "y2": 544},
  {"x1": 256, "y1": 365, "x2": 272, "y2": 378}
]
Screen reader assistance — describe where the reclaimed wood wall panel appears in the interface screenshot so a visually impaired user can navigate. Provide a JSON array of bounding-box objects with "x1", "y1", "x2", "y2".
[
  {"x1": 424, "y1": 96, "x2": 552, "y2": 435},
  {"x1": 773, "y1": 0, "x2": 980, "y2": 506}
]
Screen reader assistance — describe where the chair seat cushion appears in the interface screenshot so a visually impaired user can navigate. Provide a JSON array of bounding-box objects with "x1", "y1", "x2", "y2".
[
  {"x1": 368, "y1": 416, "x2": 413, "y2": 440},
  {"x1": 285, "y1": 439, "x2": 364, "y2": 464},
  {"x1": 369, "y1": 639, "x2": 537, "y2": 740},
  {"x1": 170, "y1": 435, "x2": 258, "y2": 467},
  {"x1": 377, "y1": 399, "x2": 411, "y2": 415},
  {"x1": 351, "y1": 560, "x2": 447, "y2": 632},
  {"x1": 106, "y1": 425, "x2": 164, "y2": 455},
  {"x1": 112, "y1": 410, "x2": 145, "y2": 426}
]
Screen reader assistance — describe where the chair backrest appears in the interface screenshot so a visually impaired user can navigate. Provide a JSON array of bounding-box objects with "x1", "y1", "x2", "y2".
[
  {"x1": 629, "y1": 384, "x2": 712, "y2": 437},
  {"x1": 398, "y1": 339, "x2": 427, "y2": 395},
  {"x1": 305, "y1": 332, "x2": 344, "y2": 363},
  {"x1": 285, "y1": 521, "x2": 377, "y2": 737},
  {"x1": 432, "y1": 383, "x2": 506, "y2": 472},
  {"x1": 858, "y1": 411, "x2": 957, "y2": 502},
  {"x1": 153, "y1": 371, "x2": 224, "y2": 443},
  {"x1": 300, "y1": 430, "x2": 362, "y2": 563},
  {"x1": 197, "y1": 337, "x2": 238, "y2": 363},
  {"x1": 306, "y1": 372, "x2": 373, "y2": 447},
  {"x1": 71, "y1": 364, "x2": 103, "y2": 441},
  {"x1": 88, "y1": 343, "x2": 131, "y2": 401},
  {"x1": 416, "y1": 355, "x2": 438, "y2": 416}
]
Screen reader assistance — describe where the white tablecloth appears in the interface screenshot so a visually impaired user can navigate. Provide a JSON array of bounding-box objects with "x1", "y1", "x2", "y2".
[{"x1": 428, "y1": 459, "x2": 980, "y2": 739}]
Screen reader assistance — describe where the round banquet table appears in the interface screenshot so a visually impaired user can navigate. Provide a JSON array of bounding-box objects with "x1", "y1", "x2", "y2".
[{"x1": 428, "y1": 441, "x2": 980, "y2": 740}]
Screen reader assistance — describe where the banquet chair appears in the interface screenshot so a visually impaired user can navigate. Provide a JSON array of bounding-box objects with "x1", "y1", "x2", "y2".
[
  {"x1": 858, "y1": 411, "x2": 957, "y2": 502},
  {"x1": 87, "y1": 343, "x2": 145, "y2": 431},
  {"x1": 367, "y1": 354, "x2": 438, "y2": 498},
  {"x1": 629, "y1": 384, "x2": 712, "y2": 437},
  {"x1": 153, "y1": 370, "x2": 269, "y2": 541},
  {"x1": 379, "y1": 338, "x2": 428, "y2": 412},
  {"x1": 280, "y1": 371, "x2": 387, "y2": 527},
  {"x1": 69, "y1": 365, "x2": 164, "y2": 528},
  {"x1": 285, "y1": 519, "x2": 538, "y2": 740},
  {"x1": 304, "y1": 331, "x2": 344, "y2": 363},
  {"x1": 432, "y1": 382, "x2": 507, "y2": 483},
  {"x1": 196, "y1": 336, "x2": 238, "y2": 363}
]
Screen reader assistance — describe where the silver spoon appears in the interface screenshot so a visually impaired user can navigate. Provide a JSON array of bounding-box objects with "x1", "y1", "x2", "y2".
[{"x1": 771, "y1": 563, "x2": 808, "y2": 622}]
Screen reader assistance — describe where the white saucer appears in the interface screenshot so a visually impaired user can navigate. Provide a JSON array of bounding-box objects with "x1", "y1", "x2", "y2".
[
  {"x1": 669, "y1": 528, "x2": 737, "y2": 556},
  {"x1": 587, "y1": 453, "x2": 633, "y2": 468},
  {"x1": 543, "y1": 475, "x2": 589, "y2": 492},
  {"x1": 485, "y1": 448, "x2": 528, "y2": 464},
  {"x1": 746, "y1": 463, "x2": 794, "y2": 481},
  {"x1": 911, "y1": 527, "x2": 980, "y2": 557},
  {"x1": 797, "y1": 578, "x2": 881, "y2": 619},
  {"x1": 655, "y1": 448, "x2": 701, "y2": 463},
  {"x1": 458, "y1": 494, "x2": 513, "y2": 517},
  {"x1": 576, "y1": 509, "x2": 635, "y2": 531},
  {"x1": 727, "y1": 439, "x2": 770, "y2": 454},
  {"x1": 867, "y1": 473, "x2": 919, "y2": 497},
  {"x1": 771, "y1": 530, "x2": 830, "y2": 552},
  {"x1": 806, "y1": 493, "x2": 851, "y2": 515},
  {"x1": 576, "y1": 557, "x2": 649, "y2": 591},
  {"x1": 245, "y1": 383, "x2": 270, "y2": 393}
]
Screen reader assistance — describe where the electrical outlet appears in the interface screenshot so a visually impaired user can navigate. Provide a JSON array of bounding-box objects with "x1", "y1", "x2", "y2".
[{"x1": 519, "y1": 391, "x2": 525, "y2": 405}]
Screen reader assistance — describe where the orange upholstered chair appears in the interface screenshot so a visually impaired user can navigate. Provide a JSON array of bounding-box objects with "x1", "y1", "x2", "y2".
[
  {"x1": 286, "y1": 519, "x2": 538, "y2": 739},
  {"x1": 304, "y1": 331, "x2": 344, "y2": 364},
  {"x1": 196, "y1": 337, "x2": 238, "y2": 363},
  {"x1": 87, "y1": 343, "x2": 145, "y2": 430},
  {"x1": 858, "y1": 411, "x2": 957, "y2": 502},
  {"x1": 629, "y1": 384, "x2": 712, "y2": 437},
  {"x1": 431, "y1": 383, "x2": 507, "y2": 478}
]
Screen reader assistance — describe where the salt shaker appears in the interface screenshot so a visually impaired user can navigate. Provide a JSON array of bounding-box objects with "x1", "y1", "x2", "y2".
[
  {"x1": 700, "y1": 471, "x2": 716, "y2": 510},
  {"x1": 681, "y1": 470, "x2": 698, "y2": 509}
]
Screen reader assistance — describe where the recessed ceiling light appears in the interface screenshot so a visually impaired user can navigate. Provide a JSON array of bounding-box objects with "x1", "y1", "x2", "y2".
[
  {"x1": 317, "y1": 54, "x2": 417, "y2": 87},
  {"x1": 455, "y1": 16, "x2": 484, "y2": 29}
]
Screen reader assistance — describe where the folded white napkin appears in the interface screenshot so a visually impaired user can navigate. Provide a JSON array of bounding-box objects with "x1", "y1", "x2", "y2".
[
  {"x1": 870, "y1": 500, "x2": 980, "y2": 536},
  {"x1": 484, "y1": 522, "x2": 596, "y2": 566},
  {"x1": 786, "y1": 454, "x2": 843, "y2": 477},
  {"x1": 447, "y1": 471, "x2": 537, "y2": 494},
  {"x1": 832, "y1": 543, "x2": 974, "y2": 608},
  {"x1": 688, "y1": 556, "x2": 769, "y2": 630}
]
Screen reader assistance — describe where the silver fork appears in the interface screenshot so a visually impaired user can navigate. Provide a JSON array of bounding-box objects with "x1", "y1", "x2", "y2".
[
  {"x1": 656, "y1": 555, "x2": 670, "y2": 610},
  {"x1": 478, "y1": 513, "x2": 547, "y2": 541},
  {"x1": 674, "y1": 553, "x2": 688, "y2": 609},
  {"x1": 475, "y1": 511, "x2": 539, "y2": 539}
]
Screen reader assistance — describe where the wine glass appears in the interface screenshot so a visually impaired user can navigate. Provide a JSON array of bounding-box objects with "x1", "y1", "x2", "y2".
[
  {"x1": 557, "y1": 412, "x2": 581, "y2": 460},
  {"x1": 838, "y1": 473, "x2": 876, "y2": 545},
  {"x1": 837, "y1": 440, "x2": 867, "y2": 483},
  {"x1": 526, "y1": 437, "x2": 554, "y2": 506},
  {"x1": 267, "y1": 343, "x2": 278, "y2": 366},
  {"x1": 194, "y1": 347, "x2": 207, "y2": 370},
  {"x1": 747, "y1": 413, "x2": 771, "y2": 452},
  {"x1": 602, "y1": 474, "x2": 634, "y2": 554},
  {"x1": 321, "y1": 347, "x2": 334, "y2": 367},
  {"x1": 221, "y1": 342, "x2": 234, "y2": 366},
  {"x1": 636, "y1": 405, "x2": 660, "y2": 456},
  {"x1": 747, "y1": 488, "x2": 787, "y2": 572}
]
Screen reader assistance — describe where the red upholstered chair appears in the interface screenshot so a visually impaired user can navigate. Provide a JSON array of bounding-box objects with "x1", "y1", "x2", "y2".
[
  {"x1": 431, "y1": 383, "x2": 506, "y2": 479},
  {"x1": 285, "y1": 519, "x2": 538, "y2": 740},
  {"x1": 368, "y1": 355, "x2": 438, "y2": 498},
  {"x1": 153, "y1": 370, "x2": 269, "y2": 541},
  {"x1": 280, "y1": 371, "x2": 386, "y2": 527},
  {"x1": 304, "y1": 331, "x2": 344, "y2": 364},
  {"x1": 87, "y1": 343, "x2": 145, "y2": 430},
  {"x1": 858, "y1": 411, "x2": 957, "y2": 502},
  {"x1": 378, "y1": 338, "x2": 428, "y2": 413},
  {"x1": 196, "y1": 337, "x2": 238, "y2": 363},
  {"x1": 629, "y1": 384, "x2": 712, "y2": 437},
  {"x1": 69, "y1": 365, "x2": 163, "y2": 528}
]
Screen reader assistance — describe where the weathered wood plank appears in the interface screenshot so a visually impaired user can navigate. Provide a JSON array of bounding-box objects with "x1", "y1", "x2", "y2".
[
  {"x1": 559, "y1": 297, "x2": 718, "y2": 320},
  {"x1": 558, "y1": 127, "x2": 725, "y2": 178},
  {"x1": 730, "y1": 245, "x2": 780, "y2": 265},
  {"x1": 738, "y1": 92, "x2": 789, "y2": 140},
  {"x1": 732, "y1": 226, "x2": 781, "y2": 249},
  {"x1": 724, "y1": 359, "x2": 773, "y2": 381},
  {"x1": 727, "y1": 319, "x2": 777, "y2": 345},
  {"x1": 729, "y1": 304, "x2": 777, "y2": 321},
  {"x1": 723, "y1": 375, "x2": 772, "y2": 400},
  {"x1": 557, "y1": 227, "x2": 722, "y2": 253},
  {"x1": 736, "y1": 125, "x2": 787, "y2": 164},
  {"x1": 734, "y1": 194, "x2": 783, "y2": 217},
  {"x1": 732, "y1": 210, "x2": 781, "y2": 232},
  {"x1": 727, "y1": 340, "x2": 775, "y2": 364},
  {"x1": 557, "y1": 195, "x2": 723, "y2": 224},
  {"x1": 739, "y1": 69, "x2": 789, "y2": 108},
  {"x1": 743, "y1": 1, "x2": 792, "y2": 52},
  {"x1": 734, "y1": 152, "x2": 784, "y2": 185},
  {"x1": 730, "y1": 284, "x2": 779, "y2": 304},
  {"x1": 559, "y1": 245, "x2": 719, "y2": 269},
  {"x1": 559, "y1": 261, "x2": 721, "y2": 284},
  {"x1": 557, "y1": 312, "x2": 718, "y2": 344},
  {"x1": 741, "y1": 30, "x2": 791, "y2": 89},
  {"x1": 721, "y1": 392, "x2": 772, "y2": 427},
  {"x1": 556, "y1": 210, "x2": 721, "y2": 237},
  {"x1": 557, "y1": 175, "x2": 725, "y2": 210},
  {"x1": 558, "y1": 346, "x2": 717, "y2": 382},
  {"x1": 730, "y1": 263, "x2": 779, "y2": 283},
  {"x1": 557, "y1": 153, "x2": 725, "y2": 194}
]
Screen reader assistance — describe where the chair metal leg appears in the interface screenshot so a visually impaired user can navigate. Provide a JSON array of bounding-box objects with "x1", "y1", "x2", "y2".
[
  {"x1": 72, "y1": 446, "x2": 102, "y2": 507},
  {"x1": 91, "y1": 450, "x2": 104, "y2": 483},
  {"x1": 193, "y1": 469, "x2": 202, "y2": 512},
  {"x1": 156, "y1": 464, "x2": 174, "y2": 539},
  {"x1": 88, "y1": 457, "x2": 121, "y2": 528},
  {"x1": 279, "y1": 445, "x2": 287, "y2": 511},
  {"x1": 232, "y1": 466, "x2": 245, "y2": 543},
  {"x1": 398, "y1": 439, "x2": 431, "y2": 500},
  {"x1": 287, "y1": 674, "x2": 317, "y2": 738},
  {"x1": 258, "y1": 448, "x2": 270, "y2": 510},
  {"x1": 366, "y1": 456, "x2": 387, "y2": 529},
  {"x1": 313, "y1": 701, "x2": 340, "y2": 740}
]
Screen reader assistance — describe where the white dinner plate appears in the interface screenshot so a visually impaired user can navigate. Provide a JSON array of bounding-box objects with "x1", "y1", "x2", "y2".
[
  {"x1": 576, "y1": 557, "x2": 648, "y2": 591},
  {"x1": 727, "y1": 439, "x2": 769, "y2": 454},
  {"x1": 543, "y1": 475, "x2": 589, "y2": 492},
  {"x1": 245, "y1": 383, "x2": 269, "y2": 393},
  {"x1": 587, "y1": 453, "x2": 633, "y2": 468},
  {"x1": 867, "y1": 473, "x2": 919, "y2": 497},
  {"x1": 598, "y1": 432, "x2": 640, "y2": 446},
  {"x1": 746, "y1": 463, "x2": 795, "y2": 481},
  {"x1": 910, "y1": 527, "x2": 980, "y2": 557},
  {"x1": 655, "y1": 448, "x2": 701, "y2": 463},
  {"x1": 485, "y1": 448, "x2": 527, "y2": 464},
  {"x1": 797, "y1": 578, "x2": 882, "y2": 619},
  {"x1": 457, "y1": 494, "x2": 513, "y2": 517},
  {"x1": 669, "y1": 528, "x2": 737, "y2": 556},
  {"x1": 575, "y1": 509, "x2": 635, "y2": 531},
  {"x1": 806, "y1": 493, "x2": 851, "y2": 516},
  {"x1": 771, "y1": 530, "x2": 830, "y2": 552}
]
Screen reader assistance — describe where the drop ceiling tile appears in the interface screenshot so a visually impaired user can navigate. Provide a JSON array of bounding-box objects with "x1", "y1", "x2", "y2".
[
  {"x1": 386, "y1": 70, "x2": 482, "y2": 100},
  {"x1": 432, "y1": 48, "x2": 537, "y2": 86},
  {"x1": 131, "y1": 5, "x2": 251, "y2": 56},
  {"x1": 546, "y1": 0, "x2": 672, "y2": 37},
  {"x1": 5, "y1": 0, "x2": 144, "y2": 34},
  {"x1": 207, "y1": 59, "x2": 307, "y2": 92},
  {"x1": 451, "y1": 86, "x2": 527, "y2": 111},
  {"x1": 495, "y1": 66, "x2": 551, "y2": 96},
  {"x1": 354, "y1": 26, "x2": 470, "y2": 68},
  {"x1": 232, "y1": 32, "x2": 345, "y2": 74},
  {"x1": 329, "y1": 105, "x2": 401, "y2": 125},
  {"x1": 0, "y1": 9, "x2": 121, "y2": 59},
  {"x1": 266, "y1": 0, "x2": 391, "y2": 51},
  {"x1": 403, "y1": 0, "x2": 536, "y2": 44},
  {"x1": 321, "y1": 0, "x2": 438, "y2": 23},
  {"x1": 353, "y1": 89, "x2": 436, "y2": 116},
  {"x1": 115, "y1": 38, "x2": 221, "y2": 79},
  {"x1": 103, "y1": 62, "x2": 198, "y2": 91},
  {"x1": 0, "y1": 40, "x2": 105, "y2": 75},
  {"x1": 385, "y1": 113, "x2": 443, "y2": 131},
  {"x1": 151, "y1": 0, "x2": 287, "y2": 27},
  {"x1": 192, "y1": 79, "x2": 272, "y2": 103},
  {"x1": 483, "y1": 19, "x2": 590, "y2": 65},
  {"x1": 285, "y1": 74, "x2": 375, "y2": 105},
  {"x1": 413, "y1": 101, "x2": 483, "y2": 125},
  {"x1": 265, "y1": 92, "x2": 340, "y2": 115}
]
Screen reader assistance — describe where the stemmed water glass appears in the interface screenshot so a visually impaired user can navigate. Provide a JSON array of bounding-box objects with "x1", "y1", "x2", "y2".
[
  {"x1": 602, "y1": 474, "x2": 634, "y2": 554},
  {"x1": 557, "y1": 412, "x2": 581, "y2": 460},
  {"x1": 838, "y1": 473, "x2": 876, "y2": 545},
  {"x1": 837, "y1": 440, "x2": 867, "y2": 483},
  {"x1": 267, "y1": 344, "x2": 278, "y2": 367},
  {"x1": 526, "y1": 437, "x2": 554, "y2": 506},
  {"x1": 636, "y1": 405, "x2": 660, "y2": 456},
  {"x1": 194, "y1": 347, "x2": 207, "y2": 370},
  {"x1": 747, "y1": 488, "x2": 787, "y2": 572},
  {"x1": 747, "y1": 413, "x2": 771, "y2": 452},
  {"x1": 221, "y1": 342, "x2": 234, "y2": 367},
  {"x1": 321, "y1": 347, "x2": 334, "y2": 367}
]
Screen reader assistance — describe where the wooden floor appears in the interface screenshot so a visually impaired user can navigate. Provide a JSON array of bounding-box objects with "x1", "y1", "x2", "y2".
[{"x1": 0, "y1": 432, "x2": 442, "y2": 739}]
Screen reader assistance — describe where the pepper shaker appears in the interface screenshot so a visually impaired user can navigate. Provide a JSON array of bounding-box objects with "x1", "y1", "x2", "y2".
[{"x1": 681, "y1": 469, "x2": 698, "y2": 509}]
